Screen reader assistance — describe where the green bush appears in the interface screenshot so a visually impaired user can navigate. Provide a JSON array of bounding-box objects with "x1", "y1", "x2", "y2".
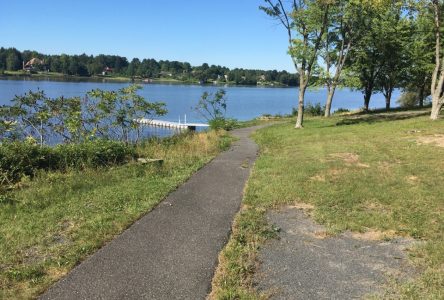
[
  {"x1": 397, "y1": 92, "x2": 420, "y2": 108},
  {"x1": 292, "y1": 102, "x2": 326, "y2": 116},
  {"x1": 0, "y1": 142, "x2": 55, "y2": 184},
  {"x1": 334, "y1": 108, "x2": 350, "y2": 114},
  {"x1": 209, "y1": 117, "x2": 239, "y2": 131},
  {"x1": 0, "y1": 140, "x2": 136, "y2": 185},
  {"x1": 305, "y1": 102, "x2": 325, "y2": 116},
  {"x1": 54, "y1": 140, "x2": 136, "y2": 169}
]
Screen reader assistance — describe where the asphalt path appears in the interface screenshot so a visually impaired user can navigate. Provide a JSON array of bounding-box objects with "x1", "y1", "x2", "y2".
[
  {"x1": 255, "y1": 207, "x2": 416, "y2": 299},
  {"x1": 41, "y1": 125, "x2": 265, "y2": 300}
]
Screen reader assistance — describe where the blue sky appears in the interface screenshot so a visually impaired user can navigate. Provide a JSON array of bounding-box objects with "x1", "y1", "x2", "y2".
[{"x1": 0, "y1": 0, "x2": 295, "y2": 71}]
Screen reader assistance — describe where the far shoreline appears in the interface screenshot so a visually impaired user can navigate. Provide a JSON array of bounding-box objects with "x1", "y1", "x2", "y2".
[{"x1": 0, "y1": 71, "x2": 297, "y2": 89}]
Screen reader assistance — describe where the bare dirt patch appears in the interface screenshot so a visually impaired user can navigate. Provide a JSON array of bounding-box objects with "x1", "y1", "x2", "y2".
[
  {"x1": 417, "y1": 134, "x2": 444, "y2": 148},
  {"x1": 328, "y1": 168, "x2": 346, "y2": 176},
  {"x1": 313, "y1": 231, "x2": 332, "y2": 239},
  {"x1": 363, "y1": 202, "x2": 391, "y2": 215},
  {"x1": 310, "y1": 168, "x2": 347, "y2": 183},
  {"x1": 309, "y1": 174, "x2": 325, "y2": 182},
  {"x1": 329, "y1": 152, "x2": 370, "y2": 168},
  {"x1": 349, "y1": 229, "x2": 398, "y2": 241},
  {"x1": 254, "y1": 206, "x2": 417, "y2": 299},
  {"x1": 288, "y1": 202, "x2": 315, "y2": 211},
  {"x1": 406, "y1": 175, "x2": 420, "y2": 184}
]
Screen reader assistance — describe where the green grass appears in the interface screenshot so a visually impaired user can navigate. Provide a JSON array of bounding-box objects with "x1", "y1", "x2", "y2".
[
  {"x1": 0, "y1": 130, "x2": 233, "y2": 299},
  {"x1": 211, "y1": 111, "x2": 444, "y2": 299}
]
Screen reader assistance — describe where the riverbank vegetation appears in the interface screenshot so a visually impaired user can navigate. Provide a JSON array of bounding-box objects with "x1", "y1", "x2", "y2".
[
  {"x1": 0, "y1": 47, "x2": 298, "y2": 87},
  {"x1": 0, "y1": 83, "x2": 237, "y2": 298},
  {"x1": 0, "y1": 129, "x2": 233, "y2": 299},
  {"x1": 211, "y1": 110, "x2": 444, "y2": 299},
  {"x1": 0, "y1": 84, "x2": 166, "y2": 145}
]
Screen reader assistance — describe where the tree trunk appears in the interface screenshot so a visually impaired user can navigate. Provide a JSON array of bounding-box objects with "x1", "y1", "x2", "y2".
[
  {"x1": 324, "y1": 87, "x2": 336, "y2": 117},
  {"x1": 385, "y1": 89, "x2": 392, "y2": 111},
  {"x1": 418, "y1": 85, "x2": 425, "y2": 108},
  {"x1": 431, "y1": 0, "x2": 444, "y2": 120},
  {"x1": 40, "y1": 120, "x2": 44, "y2": 147},
  {"x1": 295, "y1": 85, "x2": 306, "y2": 128},
  {"x1": 431, "y1": 101, "x2": 443, "y2": 119},
  {"x1": 364, "y1": 91, "x2": 372, "y2": 112}
]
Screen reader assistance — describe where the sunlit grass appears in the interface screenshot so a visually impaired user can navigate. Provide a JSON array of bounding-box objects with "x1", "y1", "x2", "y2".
[{"x1": 211, "y1": 112, "x2": 444, "y2": 299}]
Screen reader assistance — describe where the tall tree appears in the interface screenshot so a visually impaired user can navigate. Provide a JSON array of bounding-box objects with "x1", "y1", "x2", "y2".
[
  {"x1": 375, "y1": 2, "x2": 409, "y2": 111},
  {"x1": 5, "y1": 48, "x2": 22, "y2": 71},
  {"x1": 321, "y1": 0, "x2": 361, "y2": 116},
  {"x1": 345, "y1": 1, "x2": 396, "y2": 111},
  {"x1": 261, "y1": 0, "x2": 329, "y2": 128},
  {"x1": 401, "y1": 3, "x2": 434, "y2": 107},
  {"x1": 430, "y1": 0, "x2": 444, "y2": 119}
]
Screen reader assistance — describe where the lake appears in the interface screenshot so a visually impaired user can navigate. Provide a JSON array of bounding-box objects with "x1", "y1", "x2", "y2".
[{"x1": 0, "y1": 78, "x2": 400, "y2": 124}]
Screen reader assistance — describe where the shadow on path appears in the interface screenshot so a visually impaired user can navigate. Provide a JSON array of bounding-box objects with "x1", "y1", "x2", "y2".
[{"x1": 336, "y1": 111, "x2": 429, "y2": 126}]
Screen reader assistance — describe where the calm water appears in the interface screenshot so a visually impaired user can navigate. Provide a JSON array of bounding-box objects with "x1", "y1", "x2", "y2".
[{"x1": 0, "y1": 78, "x2": 400, "y2": 123}]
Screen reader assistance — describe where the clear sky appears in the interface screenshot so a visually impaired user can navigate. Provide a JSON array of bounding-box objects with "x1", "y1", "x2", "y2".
[{"x1": 0, "y1": 0, "x2": 295, "y2": 72}]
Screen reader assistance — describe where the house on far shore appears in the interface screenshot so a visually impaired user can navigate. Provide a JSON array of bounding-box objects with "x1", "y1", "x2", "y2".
[
  {"x1": 23, "y1": 58, "x2": 45, "y2": 71},
  {"x1": 102, "y1": 66, "x2": 113, "y2": 76}
]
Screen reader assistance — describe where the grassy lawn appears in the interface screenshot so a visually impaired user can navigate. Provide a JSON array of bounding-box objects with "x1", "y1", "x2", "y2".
[
  {"x1": 211, "y1": 111, "x2": 444, "y2": 299},
  {"x1": 0, "y1": 130, "x2": 232, "y2": 299}
]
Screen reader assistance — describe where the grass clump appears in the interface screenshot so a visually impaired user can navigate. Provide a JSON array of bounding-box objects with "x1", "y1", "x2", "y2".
[
  {"x1": 0, "y1": 130, "x2": 232, "y2": 299},
  {"x1": 0, "y1": 140, "x2": 136, "y2": 186},
  {"x1": 211, "y1": 111, "x2": 444, "y2": 299}
]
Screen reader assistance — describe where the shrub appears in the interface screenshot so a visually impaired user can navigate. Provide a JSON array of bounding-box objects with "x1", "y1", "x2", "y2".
[
  {"x1": 53, "y1": 140, "x2": 136, "y2": 170},
  {"x1": 0, "y1": 142, "x2": 55, "y2": 184},
  {"x1": 334, "y1": 108, "x2": 350, "y2": 114},
  {"x1": 209, "y1": 117, "x2": 239, "y2": 131},
  {"x1": 396, "y1": 92, "x2": 420, "y2": 108},
  {"x1": 292, "y1": 103, "x2": 325, "y2": 116},
  {"x1": 306, "y1": 102, "x2": 325, "y2": 116},
  {"x1": 0, "y1": 140, "x2": 136, "y2": 185},
  {"x1": 194, "y1": 89, "x2": 240, "y2": 130}
]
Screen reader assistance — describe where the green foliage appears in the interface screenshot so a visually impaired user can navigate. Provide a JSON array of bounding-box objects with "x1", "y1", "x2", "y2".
[
  {"x1": 85, "y1": 85, "x2": 167, "y2": 142},
  {"x1": 53, "y1": 140, "x2": 136, "y2": 170},
  {"x1": 305, "y1": 102, "x2": 326, "y2": 116},
  {"x1": 293, "y1": 102, "x2": 326, "y2": 116},
  {"x1": 260, "y1": 0, "x2": 330, "y2": 127},
  {"x1": 195, "y1": 89, "x2": 227, "y2": 121},
  {"x1": 194, "y1": 89, "x2": 239, "y2": 130},
  {"x1": 208, "y1": 117, "x2": 239, "y2": 131},
  {"x1": 0, "y1": 47, "x2": 298, "y2": 86},
  {"x1": 0, "y1": 140, "x2": 136, "y2": 186},
  {"x1": 0, "y1": 141, "x2": 54, "y2": 185},
  {"x1": 397, "y1": 91, "x2": 431, "y2": 108},
  {"x1": 333, "y1": 108, "x2": 350, "y2": 114},
  {"x1": 0, "y1": 85, "x2": 167, "y2": 144}
]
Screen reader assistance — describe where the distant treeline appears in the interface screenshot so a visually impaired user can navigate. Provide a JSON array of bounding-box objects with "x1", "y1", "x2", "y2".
[{"x1": 0, "y1": 47, "x2": 299, "y2": 86}]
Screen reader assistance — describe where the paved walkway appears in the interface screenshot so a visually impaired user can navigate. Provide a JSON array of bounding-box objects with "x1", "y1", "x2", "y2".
[{"x1": 41, "y1": 126, "x2": 264, "y2": 300}]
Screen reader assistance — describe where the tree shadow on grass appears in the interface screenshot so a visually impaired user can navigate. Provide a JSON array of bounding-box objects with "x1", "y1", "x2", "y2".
[{"x1": 336, "y1": 111, "x2": 430, "y2": 126}]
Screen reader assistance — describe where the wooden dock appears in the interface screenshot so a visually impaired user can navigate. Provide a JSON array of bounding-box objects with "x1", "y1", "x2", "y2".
[{"x1": 136, "y1": 118, "x2": 209, "y2": 131}]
